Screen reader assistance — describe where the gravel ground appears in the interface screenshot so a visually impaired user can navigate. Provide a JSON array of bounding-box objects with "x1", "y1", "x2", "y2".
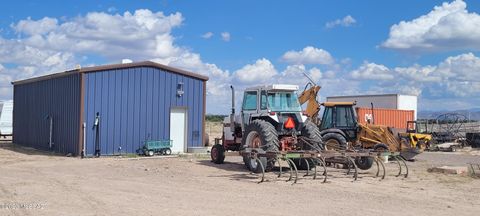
[
  {"x1": 416, "y1": 151, "x2": 480, "y2": 166},
  {"x1": 1, "y1": 142, "x2": 480, "y2": 216}
]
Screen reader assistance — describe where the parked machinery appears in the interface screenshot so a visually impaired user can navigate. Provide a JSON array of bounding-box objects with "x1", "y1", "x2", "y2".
[
  {"x1": 398, "y1": 120, "x2": 433, "y2": 150},
  {"x1": 210, "y1": 84, "x2": 410, "y2": 184},
  {"x1": 298, "y1": 80, "x2": 423, "y2": 161},
  {"x1": 210, "y1": 85, "x2": 323, "y2": 172}
]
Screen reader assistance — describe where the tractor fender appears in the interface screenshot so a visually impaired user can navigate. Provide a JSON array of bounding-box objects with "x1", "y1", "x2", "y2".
[{"x1": 319, "y1": 128, "x2": 347, "y2": 139}]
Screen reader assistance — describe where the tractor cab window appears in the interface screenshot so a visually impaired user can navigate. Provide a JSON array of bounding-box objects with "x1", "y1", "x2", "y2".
[
  {"x1": 260, "y1": 91, "x2": 268, "y2": 110},
  {"x1": 336, "y1": 106, "x2": 355, "y2": 127},
  {"x1": 242, "y1": 91, "x2": 258, "y2": 110},
  {"x1": 267, "y1": 91, "x2": 302, "y2": 112}
]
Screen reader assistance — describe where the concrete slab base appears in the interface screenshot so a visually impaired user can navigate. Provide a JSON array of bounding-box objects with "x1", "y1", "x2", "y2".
[{"x1": 187, "y1": 147, "x2": 209, "y2": 154}]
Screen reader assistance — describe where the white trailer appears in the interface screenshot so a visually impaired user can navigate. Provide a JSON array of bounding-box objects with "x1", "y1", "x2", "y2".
[
  {"x1": 0, "y1": 100, "x2": 13, "y2": 136},
  {"x1": 326, "y1": 94, "x2": 417, "y2": 120}
]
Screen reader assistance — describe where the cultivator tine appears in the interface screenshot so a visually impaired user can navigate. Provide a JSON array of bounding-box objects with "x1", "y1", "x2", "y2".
[
  {"x1": 393, "y1": 155, "x2": 403, "y2": 177},
  {"x1": 345, "y1": 156, "x2": 358, "y2": 181},
  {"x1": 374, "y1": 156, "x2": 380, "y2": 178},
  {"x1": 285, "y1": 158, "x2": 294, "y2": 182},
  {"x1": 303, "y1": 158, "x2": 310, "y2": 177},
  {"x1": 312, "y1": 161, "x2": 317, "y2": 178},
  {"x1": 285, "y1": 158, "x2": 298, "y2": 184},
  {"x1": 394, "y1": 156, "x2": 409, "y2": 178},
  {"x1": 374, "y1": 157, "x2": 386, "y2": 180},
  {"x1": 314, "y1": 157, "x2": 328, "y2": 183},
  {"x1": 255, "y1": 157, "x2": 265, "y2": 183},
  {"x1": 277, "y1": 158, "x2": 283, "y2": 178}
]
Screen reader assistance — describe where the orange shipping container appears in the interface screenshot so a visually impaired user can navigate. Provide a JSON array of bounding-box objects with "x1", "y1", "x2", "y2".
[{"x1": 355, "y1": 107, "x2": 414, "y2": 129}]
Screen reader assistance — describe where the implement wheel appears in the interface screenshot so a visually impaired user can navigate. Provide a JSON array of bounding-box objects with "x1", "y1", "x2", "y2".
[
  {"x1": 242, "y1": 120, "x2": 279, "y2": 173},
  {"x1": 211, "y1": 144, "x2": 225, "y2": 164},
  {"x1": 355, "y1": 156, "x2": 374, "y2": 170}
]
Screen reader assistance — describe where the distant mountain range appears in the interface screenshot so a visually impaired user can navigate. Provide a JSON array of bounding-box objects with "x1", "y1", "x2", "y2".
[{"x1": 418, "y1": 108, "x2": 480, "y2": 121}]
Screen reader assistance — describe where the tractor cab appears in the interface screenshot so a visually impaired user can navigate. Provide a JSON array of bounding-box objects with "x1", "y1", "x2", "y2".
[
  {"x1": 213, "y1": 84, "x2": 323, "y2": 171},
  {"x1": 406, "y1": 120, "x2": 429, "y2": 134},
  {"x1": 240, "y1": 85, "x2": 306, "y2": 135},
  {"x1": 319, "y1": 102, "x2": 359, "y2": 142}
]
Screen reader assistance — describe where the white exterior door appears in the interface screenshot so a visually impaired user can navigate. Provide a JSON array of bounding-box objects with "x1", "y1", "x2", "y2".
[{"x1": 170, "y1": 108, "x2": 187, "y2": 153}]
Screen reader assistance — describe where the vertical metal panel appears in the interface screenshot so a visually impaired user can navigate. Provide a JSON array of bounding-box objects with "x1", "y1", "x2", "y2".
[
  {"x1": 356, "y1": 107, "x2": 414, "y2": 129},
  {"x1": 84, "y1": 67, "x2": 205, "y2": 155},
  {"x1": 13, "y1": 73, "x2": 80, "y2": 155}
]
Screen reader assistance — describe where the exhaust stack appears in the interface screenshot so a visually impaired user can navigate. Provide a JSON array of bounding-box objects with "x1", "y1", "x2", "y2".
[{"x1": 230, "y1": 85, "x2": 235, "y2": 132}]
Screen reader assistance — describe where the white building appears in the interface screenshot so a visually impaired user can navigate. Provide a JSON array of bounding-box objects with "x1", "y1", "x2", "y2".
[
  {"x1": 326, "y1": 94, "x2": 418, "y2": 120},
  {"x1": 0, "y1": 100, "x2": 13, "y2": 135}
]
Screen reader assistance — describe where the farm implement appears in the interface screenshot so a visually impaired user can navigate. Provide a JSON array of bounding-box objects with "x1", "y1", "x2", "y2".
[{"x1": 240, "y1": 148, "x2": 408, "y2": 184}]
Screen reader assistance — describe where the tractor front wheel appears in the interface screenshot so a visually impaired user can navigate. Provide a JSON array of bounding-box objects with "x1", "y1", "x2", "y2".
[
  {"x1": 242, "y1": 120, "x2": 279, "y2": 173},
  {"x1": 211, "y1": 144, "x2": 225, "y2": 164}
]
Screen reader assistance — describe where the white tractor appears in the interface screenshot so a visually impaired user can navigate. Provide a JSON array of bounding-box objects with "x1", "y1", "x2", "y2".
[{"x1": 210, "y1": 85, "x2": 324, "y2": 173}]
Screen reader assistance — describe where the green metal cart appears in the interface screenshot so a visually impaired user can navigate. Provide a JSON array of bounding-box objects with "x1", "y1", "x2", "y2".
[{"x1": 143, "y1": 140, "x2": 172, "y2": 156}]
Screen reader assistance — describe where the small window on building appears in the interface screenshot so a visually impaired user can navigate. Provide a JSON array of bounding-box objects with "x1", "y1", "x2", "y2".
[
  {"x1": 177, "y1": 82, "x2": 184, "y2": 97},
  {"x1": 242, "y1": 91, "x2": 257, "y2": 110}
]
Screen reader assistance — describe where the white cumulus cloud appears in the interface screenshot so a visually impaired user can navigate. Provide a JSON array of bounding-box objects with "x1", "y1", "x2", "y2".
[
  {"x1": 201, "y1": 32, "x2": 213, "y2": 39},
  {"x1": 325, "y1": 15, "x2": 357, "y2": 28},
  {"x1": 221, "y1": 32, "x2": 230, "y2": 41},
  {"x1": 281, "y1": 46, "x2": 334, "y2": 65},
  {"x1": 351, "y1": 62, "x2": 394, "y2": 80},
  {"x1": 233, "y1": 58, "x2": 277, "y2": 84},
  {"x1": 349, "y1": 52, "x2": 480, "y2": 98},
  {"x1": 382, "y1": 0, "x2": 480, "y2": 52}
]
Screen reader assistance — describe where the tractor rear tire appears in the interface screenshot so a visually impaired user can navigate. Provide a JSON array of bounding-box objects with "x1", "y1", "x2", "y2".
[
  {"x1": 211, "y1": 144, "x2": 225, "y2": 164},
  {"x1": 322, "y1": 133, "x2": 347, "y2": 150},
  {"x1": 242, "y1": 120, "x2": 279, "y2": 173},
  {"x1": 295, "y1": 120, "x2": 324, "y2": 170}
]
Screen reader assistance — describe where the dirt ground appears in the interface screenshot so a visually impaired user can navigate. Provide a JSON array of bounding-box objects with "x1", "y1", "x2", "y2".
[{"x1": 1, "y1": 142, "x2": 480, "y2": 216}]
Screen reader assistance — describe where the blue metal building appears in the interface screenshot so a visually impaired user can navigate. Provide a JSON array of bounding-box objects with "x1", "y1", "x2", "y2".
[{"x1": 12, "y1": 61, "x2": 208, "y2": 156}]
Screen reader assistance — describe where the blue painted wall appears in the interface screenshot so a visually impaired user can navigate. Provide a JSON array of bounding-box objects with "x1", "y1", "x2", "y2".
[
  {"x1": 13, "y1": 73, "x2": 81, "y2": 155},
  {"x1": 83, "y1": 67, "x2": 205, "y2": 155}
]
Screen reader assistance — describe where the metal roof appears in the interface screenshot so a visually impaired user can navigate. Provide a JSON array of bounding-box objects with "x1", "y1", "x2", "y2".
[
  {"x1": 327, "y1": 94, "x2": 417, "y2": 98},
  {"x1": 11, "y1": 61, "x2": 209, "y2": 85},
  {"x1": 245, "y1": 84, "x2": 299, "y2": 91}
]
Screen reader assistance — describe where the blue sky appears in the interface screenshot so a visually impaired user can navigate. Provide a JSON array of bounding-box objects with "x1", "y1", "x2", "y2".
[{"x1": 0, "y1": 0, "x2": 479, "y2": 114}]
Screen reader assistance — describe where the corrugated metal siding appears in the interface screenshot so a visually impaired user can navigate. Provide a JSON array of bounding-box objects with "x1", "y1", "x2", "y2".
[
  {"x1": 356, "y1": 107, "x2": 414, "y2": 129},
  {"x1": 13, "y1": 73, "x2": 81, "y2": 155},
  {"x1": 83, "y1": 67, "x2": 204, "y2": 155}
]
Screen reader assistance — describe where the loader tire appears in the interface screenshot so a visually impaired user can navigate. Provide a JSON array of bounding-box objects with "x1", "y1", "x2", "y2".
[
  {"x1": 295, "y1": 120, "x2": 324, "y2": 170},
  {"x1": 322, "y1": 133, "x2": 347, "y2": 150},
  {"x1": 373, "y1": 143, "x2": 389, "y2": 152},
  {"x1": 242, "y1": 120, "x2": 279, "y2": 173},
  {"x1": 211, "y1": 144, "x2": 225, "y2": 164}
]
